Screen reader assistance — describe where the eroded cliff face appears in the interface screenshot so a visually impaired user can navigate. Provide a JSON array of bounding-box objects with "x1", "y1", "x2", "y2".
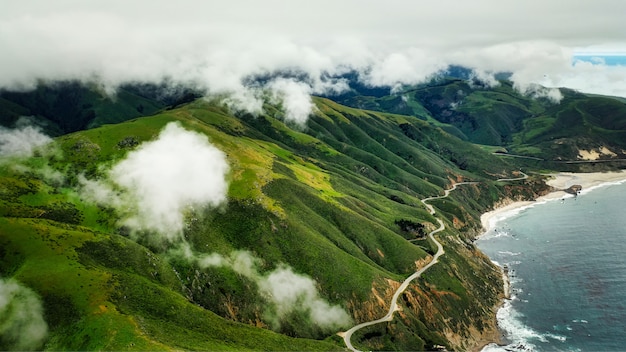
[
  {"x1": 344, "y1": 233, "x2": 504, "y2": 351},
  {"x1": 343, "y1": 176, "x2": 553, "y2": 351}
]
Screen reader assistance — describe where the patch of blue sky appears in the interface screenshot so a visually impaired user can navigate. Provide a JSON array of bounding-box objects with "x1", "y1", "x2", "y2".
[{"x1": 572, "y1": 53, "x2": 626, "y2": 66}]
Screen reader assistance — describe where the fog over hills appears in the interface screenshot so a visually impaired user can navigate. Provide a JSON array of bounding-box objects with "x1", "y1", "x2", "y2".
[
  {"x1": 1, "y1": 1, "x2": 626, "y2": 351},
  {"x1": 2, "y1": 1, "x2": 626, "y2": 123}
]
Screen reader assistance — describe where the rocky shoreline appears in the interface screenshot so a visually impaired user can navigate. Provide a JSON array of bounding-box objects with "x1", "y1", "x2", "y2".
[{"x1": 476, "y1": 171, "x2": 626, "y2": 351}]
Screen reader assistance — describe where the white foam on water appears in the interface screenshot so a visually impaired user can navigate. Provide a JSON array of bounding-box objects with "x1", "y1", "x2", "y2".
[
  {"x1": 482, "y1": 294, "x2": 567, "y2": 351},
  {"x1": 481, "y1": 230, "x2": 513, "y2": 241},
  {"x1": 498, "y1": 251, "x2": 522, "y2": 256},
  {"x1": 579, "y1": 178, "x2": 626, "y2": 196}
]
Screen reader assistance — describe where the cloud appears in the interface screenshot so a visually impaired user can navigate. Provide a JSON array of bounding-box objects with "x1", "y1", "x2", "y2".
[
  {"x1": 0, "y1": 117, "x2": 65, "y2": 185},
  {"x1": 1, "y1": 1, "x2": 626, "y2": 122},
  {"x1": 555, "y1": 61, "x2": 626, "y2": 98},
  {"x1": 0, "y1": 278, "x2": 48, "y2": 351},
  {"x1": 360, "y1": 49, "x2": 448, "y2": 91},
  {"x1": 468, "y1": 69, "x2": 500, "y2": 89},
  {"x1": 268, "y1": 78, "x2": 315, "y2": 126},
  {"x1": 80, "y1": 122, "x2": 229, "y2": 242},
  {"x1": 196, "y1": 250, "x2": 352, "y2": 331},
  {"x1": 0, "y1": 117, "x2": 53, "y2": 158},
  {"x1": 513, "y1": 82, "x2": 563, "y2": 103},
  {"x1": 260, "y1": 265, "x2": 352, "y2": 330}
]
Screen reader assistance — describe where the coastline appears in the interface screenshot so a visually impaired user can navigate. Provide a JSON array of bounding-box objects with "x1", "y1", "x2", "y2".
[
  {"x1": 475, "y1": 170, "x2": 626, "y2": 351},
  {"x1": 480, "y1": 170, "x2": 626, "y2": 234}
]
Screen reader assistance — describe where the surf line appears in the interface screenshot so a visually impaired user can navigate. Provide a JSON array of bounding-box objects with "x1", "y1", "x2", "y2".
[{"x1": 340, "y1": 182, "x2": 477, "y2": 352}]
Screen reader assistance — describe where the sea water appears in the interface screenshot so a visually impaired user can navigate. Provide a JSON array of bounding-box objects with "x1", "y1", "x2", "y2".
[{"x1": 477, "y1": 180, "x2": 626, "y2": 352}]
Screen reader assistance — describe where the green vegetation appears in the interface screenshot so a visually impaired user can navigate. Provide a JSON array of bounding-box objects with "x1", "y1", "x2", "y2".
[
  {"x1": 336, "y1": 78, "x2": 626, "y2": 165},
  {"x1": 0, "y1": 81, "x2": 199, "y2": 135},
  {"x1": 1, "y1": 78, "x2": 624, "y2": 350}
]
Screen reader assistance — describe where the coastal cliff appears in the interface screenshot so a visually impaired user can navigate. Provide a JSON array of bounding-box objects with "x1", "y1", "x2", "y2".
[{"x1": 343, "y1": 174, "x2": 554, "y2": 351}]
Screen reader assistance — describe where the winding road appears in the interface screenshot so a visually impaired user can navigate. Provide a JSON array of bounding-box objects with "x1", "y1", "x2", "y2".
[
  {"x1": 340, "y1": 181, "x2": 476, "y2": 352},
  {"x1": 495, "y1": 171, "x2": 528, "y2": 182}
]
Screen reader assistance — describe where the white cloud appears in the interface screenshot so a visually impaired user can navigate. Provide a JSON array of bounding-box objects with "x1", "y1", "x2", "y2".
[
  {"x1": 259, "y1": 265, "x2": 352, "y2": 330},
  {"x1": 513, "y1": 82, "x2": 563, "y2": 103},
  {"x1": 268, "y1": 78, "x2": 315, "y2": 126},
  {"x1": 80, "y1": 122, "x2": 229, "y2": 242},
  {"x1": 1, "y1": 0, "x2": 626, "y2": 121},
  {"x1": 0, "y1": 278, "x2": 48, "y2": 351},
  {"x1": 468, "y1": 69, "x2": 500, "y2": 89},
  {"x1": 361, "y1": 49, "x2": 448, "y2": 90},
  {"x1": 555, "y1": 61, "x2": 626, "y2": 98},
  {"x1": 0, "y1": 118, "x2": 53, "y2": 158},
  {"x1": 197, "y1": 250, "x2": 352, "y2": 331}
]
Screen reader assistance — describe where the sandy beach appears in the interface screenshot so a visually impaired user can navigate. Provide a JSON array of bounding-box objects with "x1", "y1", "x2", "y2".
[{"x1": 480, "y1": 170, "x2": 626, "y2": 234}]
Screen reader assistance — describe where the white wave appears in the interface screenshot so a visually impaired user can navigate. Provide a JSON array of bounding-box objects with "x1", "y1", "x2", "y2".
[
  {"x1": 579, "y1": 178, "x2": 626, "y2": 196},
  {"x1": 545, "y1": 332, "x2": 567, "y2": 342},
  {"x1": 498, "y1": 251, "x2": 522, "y2": 256},
  {"x1": 495, "y1": 301, "x2": 541, "y2": 346},
  {"x1": 480, "y1": 230, "x2": 513, "y2": 241},
  {"x1": 480, "y1": 342, "x2": 509, "y2": 352},
  {"x1": 509, "y1": 277, "x2": 523, "y2": 286},
  {"x1": 482, "y1": 298, "x2": 567, "y2": 352}
]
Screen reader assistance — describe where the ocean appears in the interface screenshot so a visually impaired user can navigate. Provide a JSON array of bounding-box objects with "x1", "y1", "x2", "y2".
[{"x1": 477, "y1": 180, "x2": 626, "y2": 352}]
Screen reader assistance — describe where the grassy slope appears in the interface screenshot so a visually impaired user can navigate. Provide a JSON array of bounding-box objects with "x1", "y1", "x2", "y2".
[
  {"x1": 512, "y1": 95, "x2": 626, "y2": 160},
  {"x1": 336, "y1": 78, "x2": 626, "y2": 165},
  {"x1": 337, "y1": 79, "x2": 547, "y2": 145},
  {"x1": 1, "y1": 97, "x2": 540, "y2": 350}
]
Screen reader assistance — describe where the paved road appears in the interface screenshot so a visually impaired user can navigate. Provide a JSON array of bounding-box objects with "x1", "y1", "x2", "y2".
[
  {"x1": 340, "y1": 182, "x2": 474, "y2": 352},
  {"x1": 420, "y1": 181, "x2": 478, "y2": 215},
  {"x1": 492, "y1": 152, "x2": 544, "y2": 161},
  {"x1": 496, "y1": 171, "x2": 528, "y2": 182}
]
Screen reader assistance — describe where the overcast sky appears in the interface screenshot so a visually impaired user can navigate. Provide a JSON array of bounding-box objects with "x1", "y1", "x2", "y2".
[{"x1": 2, "y1": 0, "x2": 626, "y2": 103}]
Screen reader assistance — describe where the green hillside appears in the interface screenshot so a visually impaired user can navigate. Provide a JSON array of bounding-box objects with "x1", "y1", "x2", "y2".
[
  {"x1": 0, "y1": 95, "x2": 550, "y2": 350},
  {"x1": 511, "y1": 95, "x2": 626, "y2": 161},
  {"x1": 0, "y1": 81, "x2": 197, "y2": 136},
  {"x1": 338, "y1": 79, "x2": 549, "y2": 145},
  {"x1": 336, "y1": 78, "x2": 626, "y2": 165}
]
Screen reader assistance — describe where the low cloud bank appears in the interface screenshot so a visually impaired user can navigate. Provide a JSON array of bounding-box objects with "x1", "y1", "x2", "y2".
[
  {"x1": 80, "y1": 122, "x2": 229, "y2": 242},
  {"x1": 4, "y1": 2, "x2": 625, "y2": 125},
  {"x1": 0, "y1": 278, "x2": 48, "y2": 351},
  {"x1": 196, "y1": 250, "x2": 352, "y2": 331}
]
